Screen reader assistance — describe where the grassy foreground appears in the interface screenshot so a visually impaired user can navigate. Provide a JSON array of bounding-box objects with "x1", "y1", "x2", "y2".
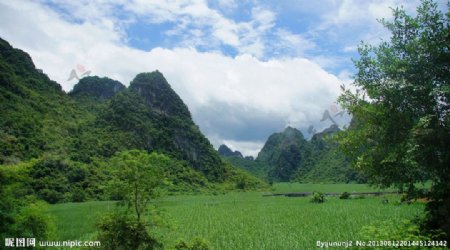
[{"x1": 48, "y1": 184, "x2": 425, "y2": 249}]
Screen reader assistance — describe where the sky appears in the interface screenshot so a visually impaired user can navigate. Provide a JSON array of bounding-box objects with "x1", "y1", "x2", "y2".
[{"x1": 0, "y1": 0, "x2": 446, "y2": 157}]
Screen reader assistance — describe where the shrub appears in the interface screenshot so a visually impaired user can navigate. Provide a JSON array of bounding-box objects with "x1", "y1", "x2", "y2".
[
  {"x1": 175, "y1": 238, "x2": 211, "y2": 250},
  {"x1": 339, "y1": 192, "x2": 351, "y2": 199},
  {"x1": 70, "y1": 187, "x2": 86, "y2": 202},
  {"x1": 12, "y1": 201, "x2": 55, "y2": 240},
  {"x1": 310, "y1": 191, "x2": 325, "y2": 203},
  {"x1": 235, "y1": 176, "x2": 247, "y2": 190},
  {"x1": 360, "y1": 219, "x2": 432, "y2": 242},
  {"x1": 97, "y1": 212, "x2": 162, "y2": 250},
  {"x1": 0, "y1": 164, "x2": 55, "y2": 243}
]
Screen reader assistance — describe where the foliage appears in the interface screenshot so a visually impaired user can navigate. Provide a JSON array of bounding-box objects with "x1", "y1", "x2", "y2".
[
  {"x1": 337, "y1": 0, "x2": 449, "y2": 239},
  {"x1": 0, "y1": 162, "x2": 55, "y2": 243},
  {"x1": 69, "y1": 76, "x2": 125, "y2": 101},
  {"x1": 310, "y1": 191, "x2": 326, "y2": 203},
  {"x1": 339, "y1": 192, "x2": 351, "y2": 199},
  {"x1": 11, "y1": 201, "x2": 56, "y2": 241},
  {"x1": 98, "y1": 150, "x2": 168, "y2": 249},
  {"x1": 108, "y1": 150, "x2": 164, "y2": 220},
  {"x1": 175, "y1": 238, "x2": 211, "y2": 250},
  {"x1": 220, "y1": 155, "x2": 270, "y2": 179},
  {"x1": 252, "y1": 125, "x2": 364, "y2": 183},
  {"x1": 28, "y1": 154, "x2": 95, "y2": 204},
  {"x1": 129, "y1": 71, "x2": 192, "y2": 120},
  {"x1": 256, "y1": 127, "x2": 314, "y2": 182},
  {"x1": 0, "y1": 38, "x2": 82, "y2": 164},
  {"x1": 0, "y1": 36, "x2": 265, "y2": 209},
  {"x1": 97, "y1": 212, "x2": 162, "y2": 250},
  {"x1": 360, "y1": 220, "x2": 430, "y2": 242},
  {"x1": 219, "y1": 162, "x2": 268, "y2": 191}
]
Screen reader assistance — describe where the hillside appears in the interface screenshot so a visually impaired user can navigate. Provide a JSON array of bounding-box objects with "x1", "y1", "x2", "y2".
[
  {"x1": 218, "y1": 144, "x2": 243, "y2": 158},
  {"x1": 218, "y1": 144, "x2": 269, "y2": 178},
  {"x1": 255, "y1": 127, "x2": 314, "y2": 182},
  {"x1": 223, "y1": 125, "x2": 365, "y2": 183},
  {"x1": 0, "y1": 38, "x2": 84, "y2": 164},
  {"x1": 0, "y1": 37, "x2": 264, "y2": 203},
  {"x1": 298, "y1": 124, "x2": 366, "y2": 183}
]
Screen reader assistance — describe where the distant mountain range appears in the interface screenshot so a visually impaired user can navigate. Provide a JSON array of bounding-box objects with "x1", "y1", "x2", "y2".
[{"x1": 219, "y1": 125, "x2": 366, "y2": 183}]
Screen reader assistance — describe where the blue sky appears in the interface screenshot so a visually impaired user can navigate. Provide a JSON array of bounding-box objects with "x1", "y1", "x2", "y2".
[{"x1": 0, "y1": 0, "x2": 446, "y2": 156}]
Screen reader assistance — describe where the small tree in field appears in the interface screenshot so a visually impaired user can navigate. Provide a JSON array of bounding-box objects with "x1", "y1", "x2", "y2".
[
  {"x1": 98, "y1": 150, "x2": 167, "y2": 249},
  {"x1": 338, "y1": 0, "x2": 449, "y2": 240},
  {"x1": 110, "y1": 150, "x2": 165, "y2": 221},
  {"x1": 310, "y1": 191, "x2": 326, "y2": 203}
]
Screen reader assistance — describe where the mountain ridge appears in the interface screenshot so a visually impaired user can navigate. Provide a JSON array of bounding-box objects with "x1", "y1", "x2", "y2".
[
  {"x1": 220, "y1": 124, "x2": 365, "y2": 183},
  {"x1": 0, "y1": 37, "x2": 264, "y2": 204}
]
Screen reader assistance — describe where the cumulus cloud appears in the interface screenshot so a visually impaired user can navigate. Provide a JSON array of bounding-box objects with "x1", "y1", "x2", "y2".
[
  {"x1": 314, "y1": 0, "x2": 425, "y2": 47},
  {"x1": 0, "y1": 0, "x2": 346, "y2": 156}
]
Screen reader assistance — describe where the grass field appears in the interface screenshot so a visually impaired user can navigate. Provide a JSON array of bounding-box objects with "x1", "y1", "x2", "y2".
[{"x1": 48, "y1": 183, "x2": 425, "y2": 249}]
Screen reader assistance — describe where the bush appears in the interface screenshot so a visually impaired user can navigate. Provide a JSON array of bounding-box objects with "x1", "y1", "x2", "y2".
[
  {"x1": 70, "y1": 187, "x2": 86, "y2": 202},
  {"x1": 339, "y1": 192, "x2": 351, "y2": 199},
  {"x1": 360, "y1": 219, "x2": 431, "y2": 242},
  {"x1": 37, "y1": 189, "x2": 63, "y2": 204},
  {"x1": 0, "y1": 164, "x2": 55, "y2": 243},
  {"x1": 97, "y1": 212, "x2": 162, "y2": 250},
  {"x1": 175, "y1": 238, "x2": 211, "y2": 250},
  {"x1": 310, "y1": 191, "x2": 325, "y2": 203},
  {"x1": 235, "y1": 176, "x2": 247, "y2": 190},
  {"x1": 12, "y1": 201, "x2": 55, "y2": 240}
]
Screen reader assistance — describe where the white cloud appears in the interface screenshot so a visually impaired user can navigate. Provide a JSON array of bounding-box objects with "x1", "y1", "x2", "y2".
[
  {"x1": 42, "y1": 0, "x2": 314, "y2": 59},
  {"x1": 0, "y1": 0, "x2": 342, "y2": 155},
  {"x1": 273, "y1": 28, "x2": 315, "y2": 57},
  {"x1": 215, "y1": 0, "x2": 238, "y2": 11},
  {"x1": 123, "y1": 0, "x2": 260, "y2": 53},
  {"x1": 222, "y1": 140, "x2": 265, "y2": 158}
]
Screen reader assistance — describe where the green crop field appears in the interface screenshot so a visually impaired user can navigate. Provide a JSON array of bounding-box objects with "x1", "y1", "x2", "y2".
[{"x1": 48, "y1": 184, "x2": 425, "y2": 249}]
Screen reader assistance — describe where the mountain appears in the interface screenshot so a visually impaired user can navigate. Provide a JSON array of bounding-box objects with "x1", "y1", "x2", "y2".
[
  {"x1": 0, "y1": 37, "x2": 264, "y2": 203},
  {"x1": 0, "y1": 38, "x2": 83, "y2": 164},
  {"x1": 218, "y1": 144, "x2": 243, "y2": 158},
  {"x1": 297, "y1": 124, "x2": 365, "y2": 183},
  {"x1": 255, "y1": 125, "x2": 365, "y2": 183},
  {"x1": 71, "y1": 72, "x2": 229, "y2": 181},
  {"x1": 70, "y1": 76, "x2": 125, "y2": 100},
  {"x1": 256, "y1": 127, "x2": 314, "y2": 182},
  {"x1": 217, "y1": 144, "x2": 269, "y2": 179}
]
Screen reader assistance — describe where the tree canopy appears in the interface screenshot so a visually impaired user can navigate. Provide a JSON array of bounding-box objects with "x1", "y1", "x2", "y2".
[{"x1": 338, "y1": 0, "x2": 449, "y2": 239}]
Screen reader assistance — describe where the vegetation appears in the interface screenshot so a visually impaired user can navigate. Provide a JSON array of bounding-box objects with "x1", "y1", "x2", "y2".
[
  {"x1": 238, "y1": 126, "x2": 364, "y2": 183},
  {"x1": 339, "y1": 191, "x2": 351, "y2": 199},
  {"x1": 310, "y1": 191, "x2": 326, "y2": 203},
  {"x1": 0, "y1": 163, "x2": 55, "y2": 244},
  {"x1": 0, "y1": 36, "x2": 263, "y2": 202},
  {"x1": 97, "y1": 212, "x2": 162, "y2": 250},
  {"x1": 175, "y1": 238, "x2": 211, "y2": 250},
  {"x1": 48, "y1": 184, "x2": 425, "y2": 249},
  {"x1": 1, "y1": 0, "x2": 448, "y2": 247},
  {"x1": 0, "y1": 37, "x2": 266, "y2": 248},
  {"x1": 69, "y1": 76, "x2": 125, "y2": 101},
  {"x1": 108, "y1": 150, "x2": 164, "y2": 219},
  {"x1": 338, "y1": 0, "x2": 449, "y2": 240}
]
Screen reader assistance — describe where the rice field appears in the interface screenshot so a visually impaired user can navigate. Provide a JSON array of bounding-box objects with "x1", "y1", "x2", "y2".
[{"x1": 48, "y1": 183, "x2": 425, "y2": 249}]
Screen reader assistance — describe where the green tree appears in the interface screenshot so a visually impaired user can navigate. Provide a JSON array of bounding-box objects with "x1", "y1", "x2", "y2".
[
  {"x1": 0, "y1": 162, "x2": 55, "y2": 244},
  {"x1": 338, "y1": 0, "x2": 449, "y2": 239},
  {"x1": 98, "y1": 150, "x2": 166, "y2": 249},
  {"x1": 109, "y1": 150, "x2": 165, "y2": 221}
]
